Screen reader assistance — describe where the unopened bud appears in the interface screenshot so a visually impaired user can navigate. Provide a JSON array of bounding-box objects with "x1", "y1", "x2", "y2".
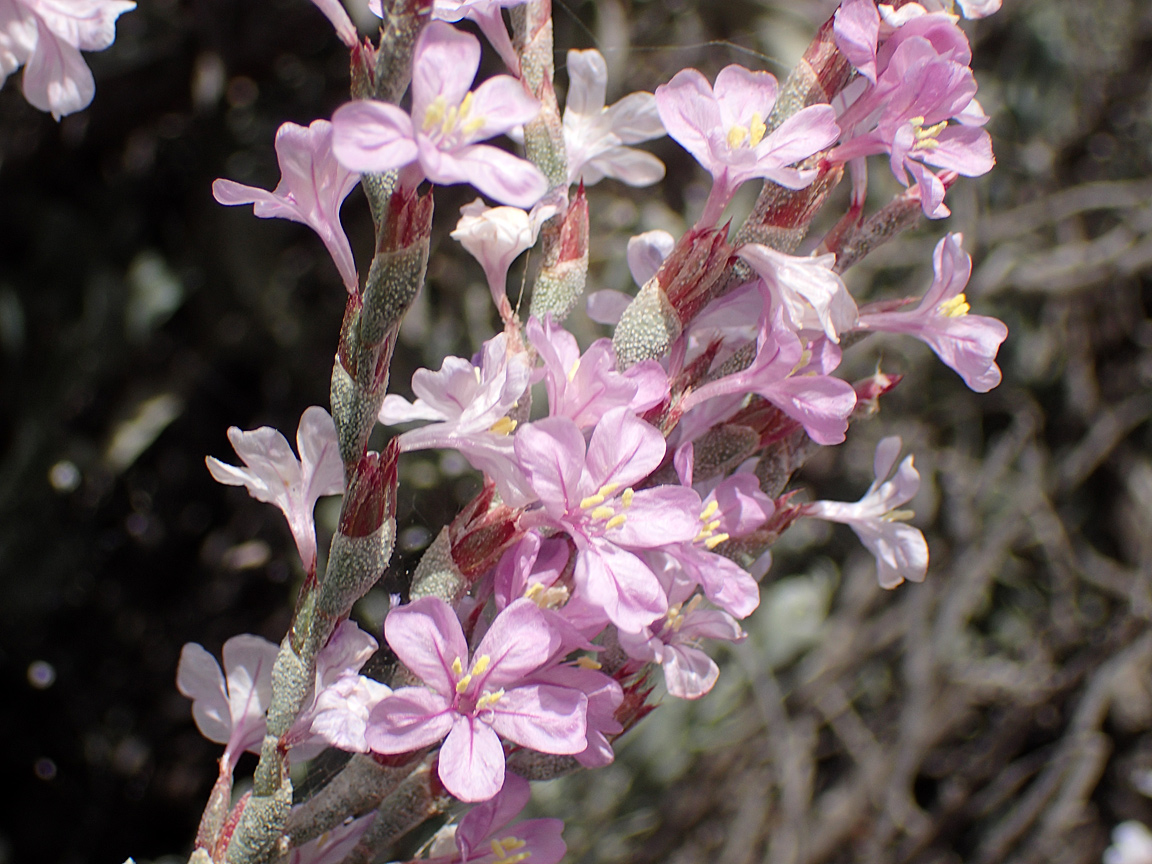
[
  {"x1": 340, "y1": 443, "x2": 399, "y2": 539},
  {"x1": 529, "y1": 184, "x2": 588, "y2": 323}
]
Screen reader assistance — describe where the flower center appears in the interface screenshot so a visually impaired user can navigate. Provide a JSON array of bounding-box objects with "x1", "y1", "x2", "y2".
[
  {"x1": 490, "y1": 836, "x2": 530, "y2": 863},
  {"x1": 908, "y1": 115, "x2": 948, "y2": 152},
  {"x1": 665, "y1": 595, "x2": 703, "y2": 632},
  {"x1": 936, "y1": 294, "x2": 970, "y2": 318},
  {"x1": 489, "y1": 416, "x2": 518, "y2": 435},
  {"x1": 524, "y1": 580, "x2": 570, "y2": 609},
  {"x1": 422, "y1": 91, "x2": 486, "y2": 145},
  {"x1": 726, "y1": 111, "x2": 767, "y2": 150},
  {"x1": 579, "y1": 483, "x2": 632, "y2": 531}
]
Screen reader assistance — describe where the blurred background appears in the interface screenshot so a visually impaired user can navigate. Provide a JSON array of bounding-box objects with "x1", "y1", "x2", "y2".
[{"x1": 3, "y1": 1, "x2": 1152, "y2": 862}]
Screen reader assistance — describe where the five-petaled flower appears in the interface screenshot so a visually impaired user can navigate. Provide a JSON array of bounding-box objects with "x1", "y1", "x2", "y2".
[{"x1": 332, "y1": 21, "x2": 547, "y2": 208}]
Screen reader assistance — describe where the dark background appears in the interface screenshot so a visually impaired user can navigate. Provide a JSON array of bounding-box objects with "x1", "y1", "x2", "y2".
[{"x1": 3, "y1": 1, "x2": 1152, "y2": 863}]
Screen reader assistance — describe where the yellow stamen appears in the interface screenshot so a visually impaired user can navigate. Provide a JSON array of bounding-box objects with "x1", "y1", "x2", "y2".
[
  {"x1": 489, "y1": 416, "x2": 518, "y2": 436},
  {"x1": 459, "y1": 91, "x2": 474, "y2": 117},
  {"x1": 590, "y1": 506, "x2": 614, "y2": 521},
  {"x1": 455, "y1": 673, "x2": 473, "y2": 694},
  {"x1": 423, "y1": 96, "x2": 447, "y2": 132},
  {"x1": 915, "y1": 119, "x2": 948, "y2": 140},
  {"x1": 705, "y1": 519, "x2": 721, "y2": 534},
  {"x1": 605, "y1": 514, "x2": 627, "y2": 530},
  {"x1": 476, "y1": 688, "x2": 505, "y2": 711},
  {"x1": 580, "y1": 493, "x2": 605, "y2": 509},
  {"x1": 704, "y1": 532, "x2": 730, "y2": 550},
  {"x1": 441, "y1": 103, "x2": 459, "y2": 134},
  {"x1": 473, "y1": 366, "x2": 483, "y2": 383},
  {"x1": 525, "y1": 582, "x2": 544, "y2": 602},
  {"x1": 471, "y1": 655, "x2": 491, "y2": 676},
  {"x1": 749, "y1": 111, "x2": 766, "y2": 147},
  {"x1": 621, "y1": 488, "x2": 634, "y2": 508},
  {"x1": 598, "y1": 482, "x2": 620, "y2": 497},
  {"x1": 462, "y1": 116, "x2": 486, "y2": 135},
  {"x1": 491, "y1": 837, "x2": 528, "y2": 863},
  {"x1": 727, "y1": 125, "x2": 749, "y2": 149},
  {"x1": 451, "y1": 657, "x2": 464, "y2": 677},
  {"x1": 576, "y1": 656, "x2": 602, "y2": 670},
  {"x1": 699, "y1": 500, "x2": 719, "y2": 522},
  {"x1": 937, "y1": 294, "x2": 970, "y2": 318},
  {"x1": 567, "y1": 358, "x2": 581, "y2": 382},
  {"x1": 883, "y1": 509, "x2": 915, "y2": 522}
]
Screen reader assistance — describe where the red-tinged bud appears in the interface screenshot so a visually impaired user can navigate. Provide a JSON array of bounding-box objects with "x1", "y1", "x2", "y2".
[
  {"x1": 379, "y1": 183, "x2": 434, "y2": 255},
  {"x1": 194, "y1": 767, "x2": 233, "y2": 856},
  {"x1": 339, "y1": 441, "x2": 400, "y2": 538},
  {"x1": 210, "y1": 790, "x2": 250, "y2": 864},
  {"x1": 734, "y1": 162, "x2": 843, "y2": 255},
  {"x1": 350, "y1": 40, "x2": 376, "y2": 100},
  {"x1": 614, "y1": 670, "x2": 659, "y2": 735},
  {"x1": 556, "y1": 183, "x2": 588, "y2": 262},
  {"x1": 529, "y1": 184, "x2": 589, "y2": 322},
  {"x1": 853, "y1": 369, "x2": 903, "y2": 417},
  {"x1": 657, "y1": 224, "x2": 734, "y2": 326},
  {"x1": 726, "y1": 397, "x2": 804, "y2": 449},
  {"x1": 448, "y1": 479, "x2": 524, "y2": 579}
]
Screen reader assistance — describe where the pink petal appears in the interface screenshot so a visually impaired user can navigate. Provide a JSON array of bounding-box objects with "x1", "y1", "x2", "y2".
[
  {"x1": 490, "y1": 684, "x2": 587, "y2": 754},
  {"x1": 31, "y1": 0, "x2": 135, "y2": 51},
  {"x1": 308, "y1": 0, "x2": 358, "y2": 47},
  {"x1": 471, "y1": 599, "x2": 559, "y2": 690},
  {"x1": 420, "y1": 142, "x2": 547, "y2": 208},
  {"x1": 609, "y1": 486, "x2": 700, "y2": 549},
  {"x1": 366, "y1": 686, "x2": 454, "y2": 752},
  {"x1": 465, "y1": 73, "x2": 540, "y2": 142},
  {"x1": 713, "y1": 64, "x2": 777, "y2": 129},
  {"x1": 331, "y1": 100, "x2": 418, "y2": 174},
  {"x1": 22, "y1": 23, "x2": 93, "y2": 119},
  {"x1": 583, "y1": 406, "x2": 666, "y2": 491},
  {"x1": 384, "y1": 596, "x2": 469, "y2": 696},
  {"x1": 655, "y1": 68, "x2": 721, "y2": 174},
  {"x1": 515, "y1": 417, "x2": 586, "y2": 516},
  {"x1": 438, "y1": 715, "x2": 505, "y2": 802},
  {"x1": 176, "y1": 643, "x2": 231, "y2": 744},
  {"x1": 411, "y1": 20, "x2": 480, "y2": 122},
  {"x1": 662, "y1": 644, "x2": 720, "y2": 699},
  {"x1": 576, "y1": 541, "x2": 666, "y2": 633}
]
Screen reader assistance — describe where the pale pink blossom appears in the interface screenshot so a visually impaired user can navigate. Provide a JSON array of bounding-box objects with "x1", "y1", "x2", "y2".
[
  {"x1": 286, "y1": 814, "x2": 376, "y2": 864},
  {"x1": 206, "y1": 406, "x2": 345, "y2": 574},
  {"x1": 213, "y1": 120, "x2": 361, "y2": 294},
  {"x1": 377, "y1": 333, "x2": 533, "y2": 506},
  {"x1": 450, "y1": 196, "x2": 559, "y2": 313},
  {"x1": 332, "y1": 21, "x2": 546, "y2": 208},
  {"x1": 176, "y1": 633, "x2": 279, "y2": 771},
  {"x1": 0, "y1": 0, "x2": 135, "y2": 119},
  {"x1": 737, "y1": 244, "x2": 858, "y2": 343},
  {"x1": 1105, "y1": 822, "x2": 1152, "y2": 864},
  {"x1": 656, "y1": 64, "x2": 840, "y2": 226},
  {"x1": 805, "y1": 436, "x2": 927, "y2": 589},
  {"x1": 856, "y1": 233, "x2": 1007, "y2": 392},
  {"x1": 366, "y1": 597, "x2": 588, "y2": 802},
  {"x1": 563, "y1": 48, "x2": 666, "y2": 187}
]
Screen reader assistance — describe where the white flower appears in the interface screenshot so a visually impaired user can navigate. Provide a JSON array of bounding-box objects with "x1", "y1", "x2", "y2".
[
  {"x1": 1106, "y1": 822, "x2": 1152, "y2": 864},
  {"x1": 738, "y1": 243, "x2": 859, "y2": 344},
  {"x1": 563, "y1": 48, "x2": 666, "y2": 187},
  {"x1": 806, "y1": 436, "x2": 928, "y2": 588},
  {"x1": 206, "y1": 406, "x2": 344, "y2": 574},
  {"x1": 176, "y1": 634, "x2": 279, "y2": 769}
]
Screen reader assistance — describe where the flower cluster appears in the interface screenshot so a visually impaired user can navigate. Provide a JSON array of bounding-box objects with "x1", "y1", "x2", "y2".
[{"x1": 177, "y1": 1, "x2": 1009, "y2": 862}]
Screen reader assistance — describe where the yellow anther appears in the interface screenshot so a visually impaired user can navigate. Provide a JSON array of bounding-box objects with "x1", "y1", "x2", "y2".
[
  {"x1": 580, "y1": 493, "x2": 605, "y2": 509},
  {"x1": 882, "y1": 509, "x2": 915, "y2": 522},
  {"x1": 915, "y1": 119, "x2": 948, "y2": 140},
  {"x1": 621, "y1": 488, "x2": 634, "y2": 508},
  {"x1": 666, "y1": 601, "x2": 684, "y2": 629},
  {"x1": 455, "y1": 673, "x2": 473, "y2": 694},
  {"x1": 937, "y1": 294, "x2": 970, "y2": 318},
  {"x1": 699, "y1": 500, "x2": 719, "y2": 522},
  {"x1": 441, "y1": 103, "x2": 459, "y2": 134},
  {"x1": 474, "y1": 366, "x2": 482, "y2": 382},
  {"x1": 525, "y1": 582, "x2": 545, "y2": 602},
  {"x1": 476, "y1": 688, "x2": 505, "y2": 711},
  {"x1": 704, "y1": 532, "x2": 730, "y2": 550},
  {"x1": 684, "y1": 595, "x2": 703, "y2": 616},
  {"x1": 694, "y1": 529, "x2": 711, "y2": 544},
  {"x1": 749, "y1": 111, "x2": 766, "y2": 147},
  {"x1": 451, "y1": 657, "x2": 464, "y2": 677},
  {"x1": 459, "y1": 91, "x2": 474, "y2": 117},
  {"x1": 598, "y1": 482, "x2": 620, "y2": 497},
  {"x1": 491, "y1": 837, "x2": 528, "y2": 862},
  {"x1": 727, "y1": 125, "x2": 749, "y2": 149},
  {"x1": 605, "y1": 514, "x2": 627, "y2": 530},
  {"x1": 909, "y1": 115, "x2": 926, "y2": 127},
  {"x1": 576, "y1": 655, "x2": 602, "y2": 670},
  {"x1": 471, "y1": 655, "x2": 491, "y2": 676},
  {"x1": 462, "y1": 116, "x2": 486, "y2": 135},
  {"x1": 705, "y1": 519, "x2": 721, "y2": 534},
  {"x1": 489, "y1": 416, "x2": 518, "y2": 436},
  {"x1": 590, "y1": 506, "x2": 615, "y2": 521},
  {"x1": 423, "y1": 96, "x2": 447, "y2": 131},
  {"x1": 567, "y1": 358, "x2": 581, "y2": 382}
]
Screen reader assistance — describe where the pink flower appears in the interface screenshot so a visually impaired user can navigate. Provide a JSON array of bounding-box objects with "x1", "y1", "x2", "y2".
[
  {"x1": 680, "y1": 298, "x2": 858, "y2": 446},
  {"x1": 655, "y1": 64, "x2": 840, "y2": 226},
  {"x1": 586, "y1": 229, "x2": 676, "y2": 326},
  {"x1": 377, "y1": 333, "x2": 533, "y2": 506},
  {"x1": 528, "y1": 315, "x2": 667, "y2": 429},
  {"x1": 287, "y1": 814, "x2": 375, "y2": 864},
  {"x1": 0, "y1": 0, "x2": 135, "y2": 119},
  {"x1": 563, "y1": 48, "x2": 666, "y2": 187},
  {"x1": 431, "y1": 0, "x2": 524, "y2": 73},
  {"x1": 366, "y1": 597, "x2": 588, "y2": 802},
  {"x1": 424, "y1": 774, "x2": 566, "y2": 864},
  {"x1": 450, "y1": 197, "x2": 558, "y2": 314},
  {"x1": 856, "y1": 233, "x2": 1007, "y2": 392},
  {"x1": 213, "y1": 120, "x2": 361, "y2": 294},
  {"x1": 515, "y1": 407, "x2": 701, "y2": 632},
  {"x1": 176, "y1": 633, "x2": 279, "y2": 771},
  {"x1": 805, "y1": 436, "x2": 927, "y2": 589},
  {"x1": 832, "y1": 7, "x2": 993, "y2": 218},
  {"x1": 205, "y1": 406, "x2": 345, "y2": 574},
  {"x1": 737, "y1": 243, "x2": 858, "y2": 343},
  {"x1": 332, "y1": 21, "x2": 547, "y2": 208},
  {"x1": 618, "y1": 577, "x2": 745, "y2": 700}
]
